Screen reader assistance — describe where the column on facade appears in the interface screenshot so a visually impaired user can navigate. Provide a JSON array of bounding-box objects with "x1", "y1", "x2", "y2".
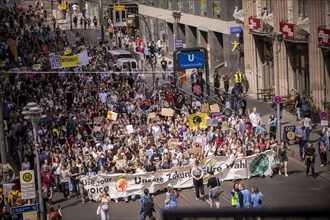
[{"x1": 309, "y1": 0, "x2": 326, "y2": 109}]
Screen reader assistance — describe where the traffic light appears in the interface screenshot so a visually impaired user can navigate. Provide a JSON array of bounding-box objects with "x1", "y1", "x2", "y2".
[
  {"x1": 19, "y1": 16, "x2": 24, "y2": 29},
  {"x1": 121, "y1": 10, "x2": 126, "y2": 22},
  {"x1": 8, "y1": 16, "x2": 14, "y2": 29}
]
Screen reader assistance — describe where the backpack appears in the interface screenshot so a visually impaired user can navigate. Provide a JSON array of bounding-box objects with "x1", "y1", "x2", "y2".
[
  {"x1": 11, "y1": 192, "x2": 19, "y2": 205},
  {"x1": 143, "y1": 196, "x2": 154, "y2": 214},
  {"x1": 50, "y1": 211, "x2": 59, "y2": 220}
]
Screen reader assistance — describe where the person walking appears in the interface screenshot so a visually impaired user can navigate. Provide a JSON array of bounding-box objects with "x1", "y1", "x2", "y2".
[
  {"x1": 160, "y1": 57, "x2": 167, "y2": 80},
  {"x1": 191, "y1": 160, "x2": 205, "y2": 200},
  {"x1": 268, "y1": 113, "x2": 277, "y2": 140},
  {"x1": 59, "y1": 164, "x2": 70, "y2": 199},
  {"x1": 140, "y1": 188, "x2": 155, "y2": 220},
  {"x1": 222, "y1": 72, "x2": 230, "y2": 93},
  {"x1": 164, "y1": 183, "x2": 179, "y2": 209},
  {"x1": 303, "y1": 142, "x2": 316, "y2": 178},
  {"x1": 250, "y1": 186, "x2": 263, "y2": 208},
  {"x1": 231, "y1": 182, "x2": 239, "y2": 208},
  {"x1": 278, "y1": 141, "x2": 289, "y2": 177},
  {"x1": 97, "y1": 191, "x2": 111, "y2": 220},
  {"x1": 295, "y1": 92, "x2": 302, "y2": 121},
  {"x1": 213, "y1": 70, "x2": 221, "y2": 94},
  {"x1": 207, "y1": 170, "x2": 221, "y2": 209},
  {"x1": 237, "y1": 183, "x2": 251, "y2": 209}
]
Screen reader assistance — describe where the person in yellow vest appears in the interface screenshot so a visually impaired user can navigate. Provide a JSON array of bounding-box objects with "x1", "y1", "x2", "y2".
[
  {"x1": 230, "y1": 182, "x2": 239, "y2": 208},
  {"x1": 234, "y1": 69, "x2": 243, "y2": 86},
  {"x1": 8, "y1": 188, "x2": 22, "y2": 207}
]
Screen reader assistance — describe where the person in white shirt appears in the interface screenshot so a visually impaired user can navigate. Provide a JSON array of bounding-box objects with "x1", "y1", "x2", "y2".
[
  {"x1": 99, "y1": 90, "x2": 107, "y2": 104},
  {"x1": 249, "y1": 107, "x2": 261, "y2": 134},
  {"x1": 191, "y1": 98, "x2": 201, "y2": 111}
]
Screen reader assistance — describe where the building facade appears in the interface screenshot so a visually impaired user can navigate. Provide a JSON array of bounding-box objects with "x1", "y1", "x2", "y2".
[
  {"x1": 138, "y1": 0, "x2": 243, "y2": 75},
  {"x1": 241, "y1": 0, "x2": 330, "y2": 110}
]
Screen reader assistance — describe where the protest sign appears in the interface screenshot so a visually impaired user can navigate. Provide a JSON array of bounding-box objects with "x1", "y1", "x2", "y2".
[
  {"x1": 161, "y1": 108, "x2": 174, "y2": 117},
  {"x1": 210, "y1": 104, "x2": 220, "y2": 113},
  {"x1": 147, "y1": 112, "x2": 156, "y2": 120},
  {"x1": 49, "y1": 50, "x2": 89, "y2": 69},
  {"x1": 168, "y1": 139, "x2": 181, "y2": 152},
  {"x1": 206, "y1": 118, "x2": 218, "y2": 126},
  {"x1": 82, "y1": 150, "x2": 275, "y2": 200},
  {"x1": 189, "y1": 113, "x2": 208, "y2": 130},
  {"x1": 32, "y1": 64, "x2": 41, "y2": 70},
  {"x1": 126, "y1": 125, "x2": 134, "y2": 134},
  {"x1": 107, "y1": 111, "x2": 118, "y2": 121},
  {"x1": 115, "y1": 160, "x2": 126, "y2": 169},
  {"x1": 201, "y1": 103, "x2": 209, "y2": 113},
  {"x1": 93, "y1": 117, "x2": 103, "y2": 124}
]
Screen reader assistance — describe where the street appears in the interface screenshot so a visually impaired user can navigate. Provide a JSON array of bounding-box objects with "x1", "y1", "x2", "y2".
[{"x1": 4, "y1": 1, "x2": 330, "y2": 220}]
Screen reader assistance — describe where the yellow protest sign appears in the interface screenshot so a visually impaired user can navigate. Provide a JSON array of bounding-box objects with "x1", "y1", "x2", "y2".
[
  {"x1": 59, "y1": 55, "x2": 79, "y2": 68},
  {"x1": 61, "y1": 1, "x2": 67, "y2": 10},
  {"x1": 189, "y1": 113, "x2": 208, "y2": 130},
  {"x1": 33, "y1": 64, "x2": 41, "y2": 70}
]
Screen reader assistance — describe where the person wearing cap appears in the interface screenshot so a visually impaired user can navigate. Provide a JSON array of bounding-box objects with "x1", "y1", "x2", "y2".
[{"x1": 164, "y1": 183, "x2": 179, "y2": 209}]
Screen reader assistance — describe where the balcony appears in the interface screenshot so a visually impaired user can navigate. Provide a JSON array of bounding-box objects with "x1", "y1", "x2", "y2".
[
  {"x1": 318, "y1": 26, "x2": 330, "y2": 49},
  {"x1": 248, "y1": 16, "x2": 273, "y2": 37},
  {"x1": 280, "y1": 21, "x2": 308, "y2": 43}
]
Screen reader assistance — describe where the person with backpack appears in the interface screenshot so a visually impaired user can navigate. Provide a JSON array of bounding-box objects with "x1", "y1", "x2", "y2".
[
  {"x1": 207, "y1": 170, "x2": 221, "y2": 209},
  {"x1": 8, "y1": 187, "x2": 22, "y2": 207},
  {"x1": 140, "y1": 188, "x2": 155, "y2": 220},
  {"x1": 191, "y1": 160, "x2": 205, "y2": 200}
]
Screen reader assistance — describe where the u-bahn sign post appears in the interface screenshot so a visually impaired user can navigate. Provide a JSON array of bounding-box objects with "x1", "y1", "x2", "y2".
[{"x1": 173, "y1": 47, "x2": 210, "y2": 96}]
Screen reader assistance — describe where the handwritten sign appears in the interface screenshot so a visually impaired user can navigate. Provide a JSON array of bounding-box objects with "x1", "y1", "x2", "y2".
[
  {"x1": 93, "y1": 117, "x2": 103, "y2": 124},
  {"x1": 210, "y1": 104, "x2": 220, "y2": 113},
  {"x1": 161, "y1": 108, "x2": 174, "y2": 117},
  {"x1": 202, "y1": 103, "x2": 209, "y2": 113}
]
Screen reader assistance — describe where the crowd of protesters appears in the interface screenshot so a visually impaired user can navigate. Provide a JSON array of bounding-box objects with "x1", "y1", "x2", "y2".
[{"x1": 1, "y1": 2, "x2": 330, "y2": 220}]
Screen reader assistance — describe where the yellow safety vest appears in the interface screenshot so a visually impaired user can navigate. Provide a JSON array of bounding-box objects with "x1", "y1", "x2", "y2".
[
  {"x1": 231, "y1": 192, "x2": 238, "y2": 206},
  {"x1": 234, "y1": 73, "x2": 243, "y2": 84}
]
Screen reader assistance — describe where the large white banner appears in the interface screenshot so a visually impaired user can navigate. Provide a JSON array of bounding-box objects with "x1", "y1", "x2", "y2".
[
  {"x1": 82, "y1": 150, "x2": 274, "y2": 200},
  {"x1": 49, "y1": 50, "x2": 89, "y2": 69}
]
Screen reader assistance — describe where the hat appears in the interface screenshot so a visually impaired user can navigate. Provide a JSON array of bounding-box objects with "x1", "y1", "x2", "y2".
[{"x1": 167, "y1": 183, "x2": 173, "y2": 188}]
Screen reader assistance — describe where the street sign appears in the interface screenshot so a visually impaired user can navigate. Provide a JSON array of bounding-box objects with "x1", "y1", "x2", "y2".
[
  {"x1": 175, "y1": 39, "x2": 183, "y2": 49},
  {"x1": 3, "y1": 183, "x2": 15, "y2": 198},
  {"x1": 320, "y1": 112, "x2": 328, "y2": 120},
  {"x1": 10, "y1": 204, "x2": 39, "y2": 215},
  {"x1": 178, "y1": 51, "x2": 205, "y2": 70},
  {"x1": 20, "y1": 170, "x2": 36, "y2": 199},
  {"x1": 230, "y1": 26, "x2": 243, "y2": 34},
  {"x1": 321, "y1": 120, "x2": 328, "y2": 126},
  {"x1": 274, "y1": 96, "x2": 282, "y2": 104},
  {"x1": 114, "y1": 5, "x2": 125, "y2": 10},
  {"x1": 20, "y1": 170, "x2": 35, "y2": 184}
]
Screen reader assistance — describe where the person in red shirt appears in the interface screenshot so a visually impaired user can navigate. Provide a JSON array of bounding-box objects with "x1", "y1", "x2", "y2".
[
  {"x1": 41, "y1": 165, "x2": 54, "y2": 188},
  {"x1": 166, "y1": 90, "x2": 174, "y2": 106}
]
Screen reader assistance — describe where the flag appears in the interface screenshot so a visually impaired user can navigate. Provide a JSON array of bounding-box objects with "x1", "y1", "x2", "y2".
[{"x1": 189, "y1": 113, "x2": 208, "y2": 130}]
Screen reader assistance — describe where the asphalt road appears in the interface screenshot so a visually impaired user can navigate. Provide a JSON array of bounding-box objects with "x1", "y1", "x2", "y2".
[{"x1": 52, "y1": 157, "x2": 330, "y2": 220}]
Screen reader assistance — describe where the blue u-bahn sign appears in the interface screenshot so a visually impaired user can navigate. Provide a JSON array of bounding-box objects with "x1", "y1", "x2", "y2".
[{"x1": 178, "y1": 51, "x2": 205, "y2": 70}]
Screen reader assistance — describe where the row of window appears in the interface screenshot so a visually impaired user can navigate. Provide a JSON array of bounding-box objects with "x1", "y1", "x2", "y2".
[
  {"x1": 140, "y1": 0, "x2": 309, "y2": 19},
  {"x1": 140, "y1": 0, "x2": 221, "y2": 19},
  {"x1": 265, "y1": 0, "x2": 308, "y2": 17}
]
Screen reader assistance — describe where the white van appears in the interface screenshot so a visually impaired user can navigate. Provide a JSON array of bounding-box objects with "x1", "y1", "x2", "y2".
[
  {"x1": 107, "y1": 49, "x2": 133, "y2": 62},
  {"x1": 115, "y1": 58, "x2": 138, "y2": 71}
]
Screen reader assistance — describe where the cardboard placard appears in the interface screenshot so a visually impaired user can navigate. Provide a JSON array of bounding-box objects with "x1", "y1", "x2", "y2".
[
  {"x1": 193, "y1": 136, "x2": 207, "y2": 145},
  {"x1": 210, "y1": 104, "x2": 220, "y2": 113},
  {"x1": 161, "y1": 108, "x2": 174, "y2": 117},
  {"x1": 93, "y1": 117, "x2": 103, "y2": 124},
  {"x1": 147, "y1": 136, "x2": 155, "y2": 145},
  {"x1": 94, "y1": 126, "x2": 101, "y2": 132},
  {"x1": 168, "y1": 139, "x2": 181, "y2": 151},
  {"x1": 201, "y1": 103, "x2": 209, "y2": 113},
  {"x1": 147, "y1": 112, "x2": 156, "y2": 119},
  {"x1": 187, "y1": 147, "x2": 203, "y2": 155}
]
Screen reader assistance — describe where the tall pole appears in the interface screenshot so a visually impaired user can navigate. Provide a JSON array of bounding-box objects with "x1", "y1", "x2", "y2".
[
  {"x1": 33, "y1": 124, "x2": 45, "y2": 220},
  {"x1": 0, "y1": 98, "x2": 6, "y2": 164},
  {"x1": 274, "y1": 34, "x2": 282, "y2": 144},
  {"x1": 99, "y1": 0, "x2": 104, "y2": 43}
]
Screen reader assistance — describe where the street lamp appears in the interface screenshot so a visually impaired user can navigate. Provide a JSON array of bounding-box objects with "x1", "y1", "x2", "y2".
[
  {"x1": 270, "y1": 32, "x2": 283, "y2": 144},
  {"x1": 22, "y1": 102, "x2": 46, "y2": 220}
]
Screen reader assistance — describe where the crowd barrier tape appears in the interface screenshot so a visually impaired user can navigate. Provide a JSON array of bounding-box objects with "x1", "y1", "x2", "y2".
[{"x1": 82, "y1": 150, "x2": 274, "y2": 200}]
